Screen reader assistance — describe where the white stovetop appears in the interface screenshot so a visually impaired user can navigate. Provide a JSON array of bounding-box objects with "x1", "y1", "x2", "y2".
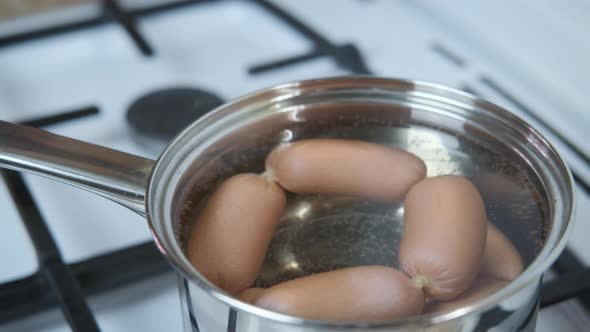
[{"x1": 0, "y1": 0, "x2": 589, "y2": 331}]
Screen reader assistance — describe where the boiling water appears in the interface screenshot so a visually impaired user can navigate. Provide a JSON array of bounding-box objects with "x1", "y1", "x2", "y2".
[{"x1": 179, "y1": 124, "x2": 548, "y2": 291}]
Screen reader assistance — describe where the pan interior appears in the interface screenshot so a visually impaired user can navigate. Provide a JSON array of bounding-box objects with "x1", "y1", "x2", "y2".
[{"x1": 171, "y1": 100, "x2": 548, "y2": 287}]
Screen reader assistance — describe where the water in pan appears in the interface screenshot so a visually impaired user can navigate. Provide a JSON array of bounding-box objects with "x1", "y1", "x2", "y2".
[
  {"x1": 253, "y1": 125, "x2": 547, "y2": 288},
  {"x1": 177, "y1": 123, "x2": 548, "y2": 293}
]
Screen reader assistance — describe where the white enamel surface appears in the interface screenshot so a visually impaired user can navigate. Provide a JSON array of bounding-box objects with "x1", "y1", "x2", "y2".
[{"x1": 0, "y1": 0, "x2": 588, "y2": 331}]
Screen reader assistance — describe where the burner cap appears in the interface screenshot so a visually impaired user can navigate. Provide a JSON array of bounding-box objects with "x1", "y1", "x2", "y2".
[{"x1": 127, "y1": 87, "x2": 224, "y2": 148}]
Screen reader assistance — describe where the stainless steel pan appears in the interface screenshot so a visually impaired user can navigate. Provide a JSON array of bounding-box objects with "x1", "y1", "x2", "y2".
[{"x1": 0, "y1": 77, "x2": 574, "y2": 331}]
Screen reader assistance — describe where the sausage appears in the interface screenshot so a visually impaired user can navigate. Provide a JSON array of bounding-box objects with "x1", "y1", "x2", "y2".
[
  {"x1": 187, "y1": 173, "x2": 286, "y2": 293},
  {"x1": 242, "y1": 266, "x2": 425, "y2": 321},
  {"x1": 425, "y1": 277, "x2": 508, "y2": 314},
  {"x1": 265, "y1": 139, "x2": 426, "y2": 202},
  {"x1": 481, "y1": 222, "x2": 523, "y2": 281},
  {"x1": 399, "y1": 175, "x2": 487, "y2": 300},
  {"x1": 238, "y1": 288, "x2": 265, "y2": 303}
]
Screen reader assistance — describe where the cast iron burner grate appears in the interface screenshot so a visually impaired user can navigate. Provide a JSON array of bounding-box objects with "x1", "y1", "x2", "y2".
[{"x1": 0, "y1": 108, "x2": 171, "y2": 331}]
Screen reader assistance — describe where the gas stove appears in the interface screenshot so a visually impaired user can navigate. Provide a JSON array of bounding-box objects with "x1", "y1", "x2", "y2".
[{"x1": 0, "y1": 1, "x2": 589, "y2": 331}]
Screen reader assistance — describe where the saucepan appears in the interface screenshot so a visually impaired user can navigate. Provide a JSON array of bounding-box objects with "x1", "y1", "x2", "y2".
[{"x1": 0, "y1": 77, "x2": 574, "y2": 331}]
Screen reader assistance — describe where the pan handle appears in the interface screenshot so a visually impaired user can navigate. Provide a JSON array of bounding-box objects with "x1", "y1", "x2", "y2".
[{"x1": 0, "y1": 120, "x2": 154, "y2": 215}]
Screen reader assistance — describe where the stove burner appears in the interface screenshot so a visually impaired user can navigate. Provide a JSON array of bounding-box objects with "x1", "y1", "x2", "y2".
[{"x1": 127, "y1": 87, "x2": 224, "y2": 151}]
